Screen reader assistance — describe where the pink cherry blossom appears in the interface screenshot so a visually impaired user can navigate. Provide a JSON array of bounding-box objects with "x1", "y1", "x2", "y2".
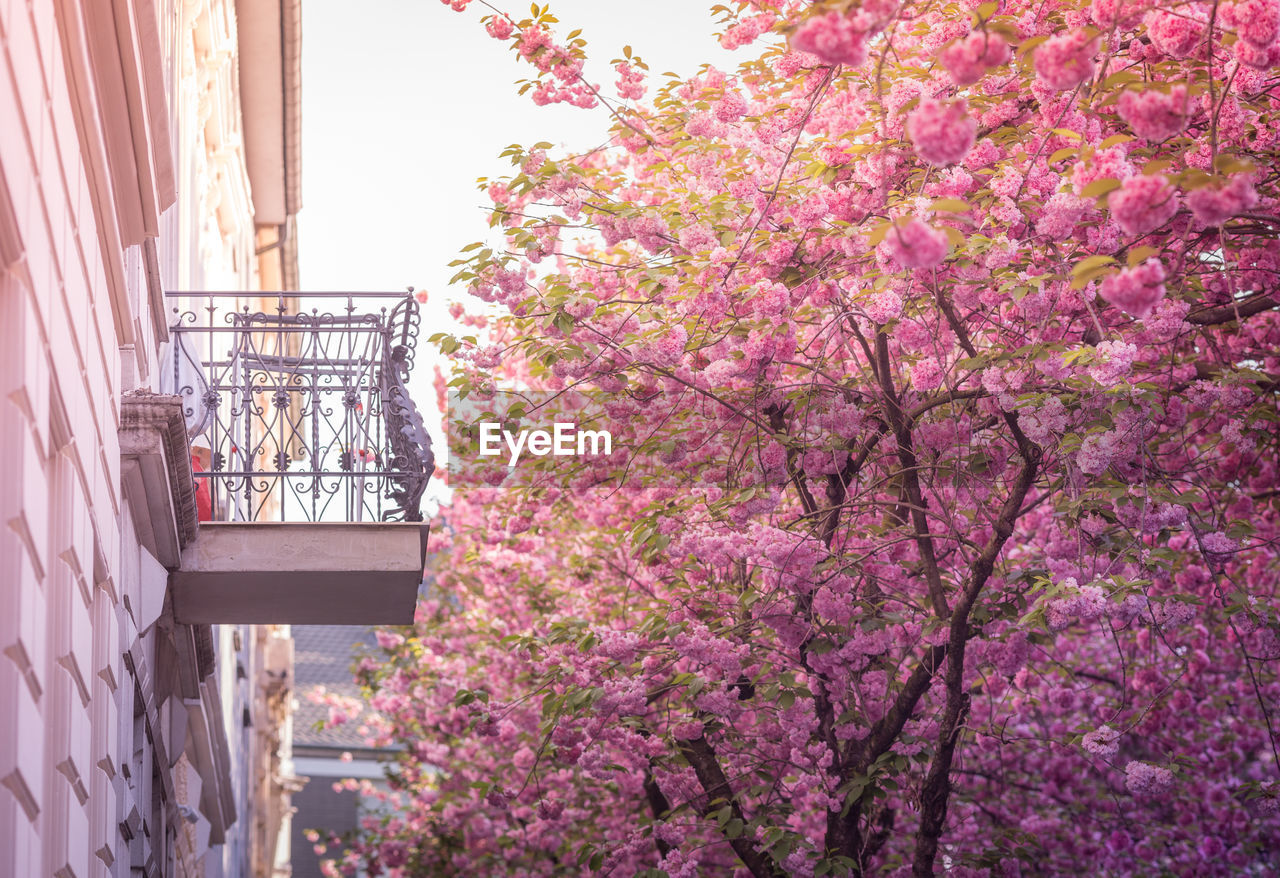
[
  {"x1": 885, "y1": 218, "x2": 950, "y2": 269},
  {"x1": 1082, "y1": 724, "x2": 1121, "y2": 758},
  {"x1": 1124, "y1": 761, "x2": 1175, "y2": 796},
  {"x1": 1047, "y1": 579, "x2": 1109, "y2": 629},
  {"x1": 1109, "y1": 174, "x2": 1179, "y2": 236},
  {"x1": 910, "y1": 357, "x2": 945, "y2": 390},
  {"x1": 1034, "y1": 31, "x2": 1099, "y2": 90},
  {"x1": 720, "y1": 12, "x2": 777, "y2": 50},
  {"x1": 484, "y1": 14, "x2": 513, "y2": 39},
  {"x1": 1087, "y1": 340, "x2": 1138, "y2": 385},
  {"x1": 1200, "y1": 530, "x2": 1238, "y2": 564},
  {"x1": 1090, "y1": 0, "x2": 1143, "y2": 28},
  {"x1": 1117, "y1": 86, "x2": 1188, "y2": 141},
  {"x1": 1077, "y1": 431, "x2": 1118, "y2": 475},
  {"x1": 790, "y1": 11, "x2": 868, "y2": 67},
  {"x1": 1035, "y1": 192, "x2": 1089, "y2": 240},
  {"x1": 1145, "y1": 8, "x2": 1207, "y2": 59},
  {"x1": 866, "y1": 289, "x2": 904, "y2": 322},
  {"x1": 906, "y1": 98, "x2": 977, "y2": 165},
  {"x1": 1236, "y1": 33, "x2": 1280, "y2": 67},
  {"x1": 1186, "y1": 176, "x2": 1259, "y2": 226},
  {"x1": 937, "y1": 32, "x2": 1011, "y2": 86},
  {"x1": 1235, "y1": 0, "x2": 1280, "y2": 48},
  {"x1": 1100, "y1": 258, "x2": 1168, "y2": 319}
]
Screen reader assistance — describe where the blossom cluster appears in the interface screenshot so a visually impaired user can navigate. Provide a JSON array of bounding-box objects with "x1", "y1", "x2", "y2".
[{"x1": 322, "y1": 2, "x2": 1280, "y2": 876}]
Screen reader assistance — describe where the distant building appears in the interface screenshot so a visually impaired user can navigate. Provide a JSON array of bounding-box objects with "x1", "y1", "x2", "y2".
[{"x1": 289, "y1": 626, "x2": 392, "y2": 878}]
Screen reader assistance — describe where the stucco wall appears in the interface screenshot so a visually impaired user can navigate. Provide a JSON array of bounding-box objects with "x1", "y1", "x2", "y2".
[{"x1": 1, "y1": 1, "x2": 288, "y2": 875}]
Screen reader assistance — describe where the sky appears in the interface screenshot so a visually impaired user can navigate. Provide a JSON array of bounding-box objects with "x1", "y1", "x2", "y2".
[
  {"x1": 297, "y1": 0, "x2": 741, "y2": 308},
  {"x1": 295, "y1": 0, "x2": 745, "y2": 508}
]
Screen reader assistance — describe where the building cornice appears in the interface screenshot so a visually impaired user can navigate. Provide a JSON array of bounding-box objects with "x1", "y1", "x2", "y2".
[
  {"x1": 119, "y1": 391, "x2": 198, "y2": 568},
  {"x1": 0, "y1": 163, "x2": 21, "y2": 268}
]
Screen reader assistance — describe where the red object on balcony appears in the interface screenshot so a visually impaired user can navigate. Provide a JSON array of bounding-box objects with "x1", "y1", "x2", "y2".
[{"x1": 192, "y1": 454, "x2": 213, "y2": 522}]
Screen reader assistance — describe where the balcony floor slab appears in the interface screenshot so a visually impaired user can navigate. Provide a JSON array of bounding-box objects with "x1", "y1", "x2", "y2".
[{"x1": 170, "y1": 522, "x2": 427, "y2": 624}]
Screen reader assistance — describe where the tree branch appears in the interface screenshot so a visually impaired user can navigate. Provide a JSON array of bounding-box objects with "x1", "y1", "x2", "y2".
[
  {"x1": 677, "y1": 735, "x2": 784, "y2": 878},
  {"x1": 911, "y1": 450, "x2": 1041, "y2": 876},
  {"x1": 874, "y1": 329, "x2": 951, "y2": 617},
  {"x1": 643, "y1": 764, "x2": 674, "y2": 858},
  {"x1": 1187, "y1": 292, "x2": 1277, "y2": 325}
]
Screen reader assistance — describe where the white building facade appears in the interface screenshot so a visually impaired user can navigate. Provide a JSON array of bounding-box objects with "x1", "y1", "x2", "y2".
[{"x1": 1, "y1": 0, "x2": 303, "y2": 874}]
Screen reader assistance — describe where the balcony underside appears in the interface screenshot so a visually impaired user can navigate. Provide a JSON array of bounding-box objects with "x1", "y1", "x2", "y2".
[{"x1": 170, "y1": 522, "x2": 427, "y2": 624}]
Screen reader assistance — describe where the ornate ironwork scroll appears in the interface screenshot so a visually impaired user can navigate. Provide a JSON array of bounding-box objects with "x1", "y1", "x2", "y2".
[{"x1": 168, "y1": 291, "x2": 434, "y2": 522}]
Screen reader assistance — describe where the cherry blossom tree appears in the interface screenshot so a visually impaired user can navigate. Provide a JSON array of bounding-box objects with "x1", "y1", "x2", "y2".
[{"x1": 314, "y1": 0, "x2": 1280, "y2": 874}]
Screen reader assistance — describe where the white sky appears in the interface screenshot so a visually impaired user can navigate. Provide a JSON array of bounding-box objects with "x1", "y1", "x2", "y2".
[
  {"x1": 297, "y1": 0, "x2": 741, "y2": 307},
  {"x1": 296, "y1": 1, "x2": 745, "y2": 510}
]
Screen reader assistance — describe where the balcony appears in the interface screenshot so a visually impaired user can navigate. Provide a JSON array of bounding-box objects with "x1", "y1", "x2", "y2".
[{"x1": 158, "y1": 292, "x2": 434, "y2": 624}]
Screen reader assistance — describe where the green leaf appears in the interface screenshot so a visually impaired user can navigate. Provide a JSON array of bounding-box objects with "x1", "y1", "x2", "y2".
[
  {"x1": 866, "y1": 221, "x2": 892, "y2": 247},
  {"x1": 1070, "y1": 255, "x2": 1117, "y2": 289},
  {"x1": 1082, "y1": 178, "x2": 1122, "y2": 198},
  {"x1": 1126, "y1": 245, "x2": 1159, "y2": 267},
  {"x1": 931, "y1": 198, "x2": 970, "y2": 213},
  {"x1": 1101, "y1": 70, "x2": 1142, "y2": 89},
  {"x1": 1213, "y1": 154, "x2": 1257, "y2": 175},
  {"x1": 1179, "y1": 169, "x2": 1217, "y2": 190},
  {"x1": 1017, "y1": 35, "x2": 1049, "y2": 57}
]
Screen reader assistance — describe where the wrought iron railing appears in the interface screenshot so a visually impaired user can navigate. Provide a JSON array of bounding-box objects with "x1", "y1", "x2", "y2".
[{"x1": 166, "y1": 291, "x2": 434, "y2": 522}]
